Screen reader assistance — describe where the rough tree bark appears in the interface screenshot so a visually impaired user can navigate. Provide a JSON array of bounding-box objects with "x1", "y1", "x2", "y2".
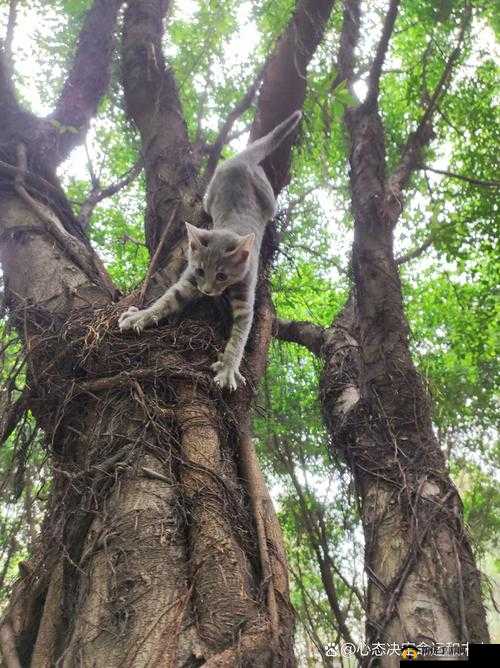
[
  {"x1": 0, "y1": 0, "x2": 336, "y2": 666},
  {"x1": 277, "y1": 1, "x2": 490, "y2": 663}
]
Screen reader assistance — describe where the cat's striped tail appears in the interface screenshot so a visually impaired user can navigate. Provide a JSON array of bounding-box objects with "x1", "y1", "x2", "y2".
[{"x1": 241, "y1": 110, "x2": 302, "y2": 165}]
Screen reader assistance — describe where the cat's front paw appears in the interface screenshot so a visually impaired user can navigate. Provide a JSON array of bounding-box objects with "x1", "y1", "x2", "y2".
[
  {"x1": 211, "y1": 360, "x2": 245, "y2": 391},
  {"x1": 118, "y1": 306, "x2": 158, "y2": 333}
]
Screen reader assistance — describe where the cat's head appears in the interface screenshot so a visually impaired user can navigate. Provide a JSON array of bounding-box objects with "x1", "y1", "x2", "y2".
[{"x1": 185, "y1": 223, "x2": 255, "y2": 296}]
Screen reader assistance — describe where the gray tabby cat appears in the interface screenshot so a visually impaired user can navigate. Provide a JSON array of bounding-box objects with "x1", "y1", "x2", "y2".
[{"x1": 119, "y1": 110, "x2": 302, "y2": 390}]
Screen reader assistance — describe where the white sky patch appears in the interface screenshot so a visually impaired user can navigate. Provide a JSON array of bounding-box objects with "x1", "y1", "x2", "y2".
[
  {"x1": 171, "y1": 0, "x2": 198, "y2": 22},
  {"x1": 353, "y1": 78, "x2": 368, "y2": 101},
  {"x1": 225, "y1": 2, "x2": 261, "y2": 68},
  {"x1": 1, "y1": 3, "x2": 61, "y2": 116}
]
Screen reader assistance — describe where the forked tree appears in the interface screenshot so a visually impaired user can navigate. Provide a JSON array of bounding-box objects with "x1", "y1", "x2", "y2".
[{"x1": 0, "y1": 0, "x2": 490, "y2": 666}]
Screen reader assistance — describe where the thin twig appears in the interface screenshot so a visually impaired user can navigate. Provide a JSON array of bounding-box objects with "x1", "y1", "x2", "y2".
[
  {"x1": 421, "y1": 165, "x2": 500, "y2": 188},
  {"x1": 78, "y1": 158, "x2": 143, "y2": 228},
  {"x1": 84, "y1": 138, "x2": 99, "y2": 189},
  {"x1": 75, "y1": 364, "x2": 185, "y2": 395},
  {"x1": 386, "y1": 3, "x2": 472, "y2": 212},
  {"x1": 395, "y1": 235, "x2": 434, "y2": 265},
  {"x1": 139, "y1": 203, "x2": 180, "y2": 306},
  {"x1": 204, "y1": 59, "x2": 269, "y2": 182},
  {"x1": 416, "y1": 5, "x2": 471, "y2": 135},
  {"x1": 141, "y1": 466, "x2": 170, "y2": 483}
]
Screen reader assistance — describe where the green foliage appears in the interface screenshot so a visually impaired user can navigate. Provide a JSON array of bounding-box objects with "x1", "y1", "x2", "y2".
[{"x1": 0, "y1": 0, "x2": 498, "y2": 649}]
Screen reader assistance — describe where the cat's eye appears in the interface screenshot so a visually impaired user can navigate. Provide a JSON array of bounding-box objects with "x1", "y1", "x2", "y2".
[
  {"x1": 196, "y1": 268, "x2": 205, "y2": 277},
  {"x1": 225, "y1": 245, "x2": 236, "y2": 253},
  {"x1": 216, "y1": 272, "x2": 227, "y2": 282}
]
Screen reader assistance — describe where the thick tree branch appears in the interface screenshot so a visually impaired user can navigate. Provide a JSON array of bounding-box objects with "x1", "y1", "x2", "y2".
[
  {"x1": 421, "y1": 165, "x2": 500, "y2": 188},
  {"x1": 274, "y1": 318, "x2": 325, "y2": 356},
  {"x1": 77, "y1": 158, "x2": 143, "y2": 228},
  {"x1": 250, "y1": 0, "x2": 337, "y2": 195},
  {"x1": 48, "y1": 0, "x2": 124, "y2": 166},
  {"x1": 122, "y1": 0, "x2": 177, "y2": 131},
  {"x1": 11, "y1": 143, "x2": 116, "y2": 296},
  {"x1": 331, "y1": 0, "x2": 361, "y2": 91},
  {"x1": 341, "y1": 2, "x2": 394, "y2": 230},
  {"x1": 323, "y1": 0, "x2": 361, "y2": 135},
  {"x1": 386, "y1": 5, "x2": 471, "y2": 215},
  {"x1": 122, "y1": 0, "x2": 197, "y2": 258},
  {"x1": 365, "y1": 0, "x2": 400, "y2": 109}
]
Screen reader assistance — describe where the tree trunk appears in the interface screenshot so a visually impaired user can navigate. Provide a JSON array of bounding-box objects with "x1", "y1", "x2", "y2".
[
  {"x1": 0, "y1": 191, "x2": 294, "y2": 666},
  {"x1": 319, "y1": 105, "x2": 489, "y2": 663}
]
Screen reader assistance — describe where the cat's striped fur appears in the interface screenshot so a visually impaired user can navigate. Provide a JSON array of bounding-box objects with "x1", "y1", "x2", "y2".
[{"x1": 119, "y1": 110, "x2": 302, "y2": 390}]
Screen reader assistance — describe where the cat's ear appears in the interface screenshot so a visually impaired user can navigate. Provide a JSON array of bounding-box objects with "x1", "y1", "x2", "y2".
[
  {"x1": 232, "y1": 233, "x2": 255, "y2": 264},
  {"x1": 185, "y1": 222, "x2": 209, "y2": 250}
]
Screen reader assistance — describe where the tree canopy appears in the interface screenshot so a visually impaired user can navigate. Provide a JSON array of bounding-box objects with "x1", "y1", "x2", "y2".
[{"x1": 0, "y1": 0, "x2": 498, "y2": 661}]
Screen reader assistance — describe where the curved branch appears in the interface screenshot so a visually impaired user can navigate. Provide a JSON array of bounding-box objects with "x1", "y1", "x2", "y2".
[
  {"x1": 396, "y1": 235, "x2": 434, "y2": 265},
  {"x1": 250, "y1": 0, "x2": 337, "y2": 195},
  {"x1": 77, "y1": 158, "x2": 143, "y2": 228},
  {"x1": 11, "y1": 143, "x2": 116, "y2": 296},
  {"x1": 48, "y1": 0, "x2": 125, "y2": 166},
  {"x1": 274, "y1": 318, "x2": 325, "y2": 356}
]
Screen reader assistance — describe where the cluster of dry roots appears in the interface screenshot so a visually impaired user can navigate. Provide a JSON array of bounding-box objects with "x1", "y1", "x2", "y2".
[{"x1": 2, "y1": 301, "x2": 294, "y2": 666}]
